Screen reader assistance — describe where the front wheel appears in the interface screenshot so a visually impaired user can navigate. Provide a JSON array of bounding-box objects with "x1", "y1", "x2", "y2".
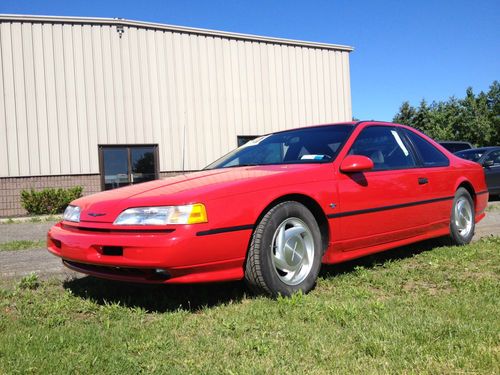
[
  {"x1": 244, "y1": 201, "x2": 323, "y2": 297},
  {"x1": 448, "y1": 187, "x2": 475, "y2": 245}
]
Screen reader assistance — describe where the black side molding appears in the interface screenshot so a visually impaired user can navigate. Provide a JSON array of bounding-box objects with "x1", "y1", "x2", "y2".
[
  {"x1": 327, "y1": 196, "x2": 455, "y2": 219},
  {"x1": 196, "y1": 224, "x2": 254, "y2": 236}
]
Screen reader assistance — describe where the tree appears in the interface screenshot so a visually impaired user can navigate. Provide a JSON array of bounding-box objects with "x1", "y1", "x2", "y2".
[
  {"x1": 393, "y1": 81, "x2": 499, "y2": 146},
  {"x1": 393, "y1": 101, "x2": 416, "y2": 125},
  {"x1": 486, "y1": 81, "x2": 500, "y2": 144}
]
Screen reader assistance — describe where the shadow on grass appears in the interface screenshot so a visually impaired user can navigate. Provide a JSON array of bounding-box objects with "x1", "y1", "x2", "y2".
[
  {"x1": 64, "y1": 238, "x2": 445, "y2": 313},
  {"x1": 319, "y1": 238, "x2": 443, "y2": 278},
  {"x1": 63, "y1": 277, "x2": 248, "y2": 313}
]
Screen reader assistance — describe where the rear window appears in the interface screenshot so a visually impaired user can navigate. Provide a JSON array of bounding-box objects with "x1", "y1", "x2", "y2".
[
  {"x1": 404, "y1": 130, "x2": 449, "y2": 167},
  {"x1": 455, "y1": 149, "x2": 486, "y2": 162}
]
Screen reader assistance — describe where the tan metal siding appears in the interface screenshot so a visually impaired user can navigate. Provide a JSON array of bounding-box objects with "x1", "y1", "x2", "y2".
[
  {"x1": 0, "y1": 24, "x2": 9, "y2": 176},
  {"x1": 0, "y1": 18, "x2": 352, "y2": 177}
]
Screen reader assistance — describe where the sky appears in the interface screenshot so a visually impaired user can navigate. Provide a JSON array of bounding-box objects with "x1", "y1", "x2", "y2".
[{"x1": 1, "y1": 0, "x2": 498, "y2": 122}]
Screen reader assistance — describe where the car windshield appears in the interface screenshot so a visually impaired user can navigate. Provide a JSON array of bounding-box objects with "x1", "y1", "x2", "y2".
[
  {"x1": 205, "y1": 125, "x2": 354, "y2": 169},
  {"x1": 455, "y1": 149, "x2": 486, "y2": 162}
]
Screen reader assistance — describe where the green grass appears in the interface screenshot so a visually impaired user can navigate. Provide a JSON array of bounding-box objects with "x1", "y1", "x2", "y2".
[
  {"x1": 0, "y1": 240, "x2": 46, "y2": 251},
  {"x1": 486, "y1": 202, "x2": 500, "y2": 212},
  {"x1": 0, "y1": 215, "x2": 62, "y2": 225},
  {"x1": 1, "y1": 237, "x2": 499, "y2": 374}
]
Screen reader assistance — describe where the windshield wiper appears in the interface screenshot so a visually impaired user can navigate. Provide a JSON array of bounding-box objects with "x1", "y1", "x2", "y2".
[{"x1": 222, "y1": 163, "x2": 260, "y2": 168}]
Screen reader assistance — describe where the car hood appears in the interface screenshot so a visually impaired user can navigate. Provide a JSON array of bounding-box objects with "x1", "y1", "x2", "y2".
[{"x1": 73, "y1": 164, "x2": 326, "y2": 223}]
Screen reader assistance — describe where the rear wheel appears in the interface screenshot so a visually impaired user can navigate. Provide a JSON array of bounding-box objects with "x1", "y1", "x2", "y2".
[
  {"x1": 244, "y1": 201, "x2": 322, "y2": 297},
  {"x1": 448, "y1": 187, "x2": 475, "y2": 245}
]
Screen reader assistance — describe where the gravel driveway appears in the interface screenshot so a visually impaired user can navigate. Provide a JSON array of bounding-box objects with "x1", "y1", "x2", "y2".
[
  {"x1": 0, "y1": 221, "x2": 55, "y2": 242},
  {"x1": 1, "y1": 202, "x2": 499, "y2": 280}
]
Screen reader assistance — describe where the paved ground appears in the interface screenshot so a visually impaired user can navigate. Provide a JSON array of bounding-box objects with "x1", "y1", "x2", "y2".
[
  {"x1": 0, "y1": 202, "x2": 499, "y2": 280},
  {"x1": 0, "y1": 221, "x2": 55, "y2": 242}
]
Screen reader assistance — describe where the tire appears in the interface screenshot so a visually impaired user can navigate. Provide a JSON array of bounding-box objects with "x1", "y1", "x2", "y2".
[
  {"x1": 244, "y1": 201, "x2": 323, "y2": 297},
  {"x1": 447, "y1": 187, "x2": 475, "y2": 245}
]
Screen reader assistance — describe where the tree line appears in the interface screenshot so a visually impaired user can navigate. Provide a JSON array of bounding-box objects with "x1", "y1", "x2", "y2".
[{"x1": 393, "y1": 80, "x2": 499, "y2": 146}]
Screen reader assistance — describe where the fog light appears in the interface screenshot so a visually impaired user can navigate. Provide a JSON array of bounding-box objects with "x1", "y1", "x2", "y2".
[{"x1": 154, "y1": 269, "x2": 169, "y2": 275}]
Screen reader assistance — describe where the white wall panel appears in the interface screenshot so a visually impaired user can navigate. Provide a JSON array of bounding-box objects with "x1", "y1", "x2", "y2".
[
  {"x1": 0, "y1": 16, "x2": 352, "y2": 177},
  {"x1": 32, "y1": 23, "x2": 50, "y2": 175},
  {"x1": 0, "y1": 24, "x2": 13, "y2": 176},
  {"x1": 41, "y1": 23, "x2": 61, "y2": 174}
]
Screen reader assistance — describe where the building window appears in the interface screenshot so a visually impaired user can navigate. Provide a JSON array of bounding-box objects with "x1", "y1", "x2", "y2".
[
  {"x1": 99, "y1": 145, "x2": 159, "y2": 190},
  {"x1": 237, "y1": 135, "x2": 259, "y2": 147}
]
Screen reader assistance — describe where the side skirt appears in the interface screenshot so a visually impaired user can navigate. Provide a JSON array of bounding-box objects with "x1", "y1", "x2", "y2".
[{"x1": 322, "y1": 227, "x2": 450, "y2": 264}]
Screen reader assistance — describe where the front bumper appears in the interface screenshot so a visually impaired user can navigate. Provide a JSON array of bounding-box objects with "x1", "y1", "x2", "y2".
[{"x1": 47, "y1": 222, "x2": 249, "y2": 283}]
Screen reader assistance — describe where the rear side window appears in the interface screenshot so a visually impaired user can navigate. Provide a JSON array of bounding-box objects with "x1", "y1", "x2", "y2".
[
  {"x1": 349, "y1": 126, "x2": 416, "y2": 170},
  {"x1": 485, "y1": 150, "x2": 500, "y2": 166},
  {"x1": 404, "y1": 129, "x2": 449, "y2": 167}
]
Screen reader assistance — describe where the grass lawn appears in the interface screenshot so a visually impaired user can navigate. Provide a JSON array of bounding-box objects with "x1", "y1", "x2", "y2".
[
  {"x1": 0, "y1": 240, "x2": 46, "y2": 252},
  {"x1": 1, "y1": 237, "x2": 499, "y2": 374},
  {"x1": 486, "y1": 203, "x2": 500, "y2": 212},
  {"x1": 0, "y1": 215, "x2": 61, "y2": 225}
]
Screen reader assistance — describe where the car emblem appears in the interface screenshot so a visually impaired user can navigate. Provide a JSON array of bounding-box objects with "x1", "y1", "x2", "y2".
[{"x1": 88, "y1": 212, "x2": 106, "y2": 217}]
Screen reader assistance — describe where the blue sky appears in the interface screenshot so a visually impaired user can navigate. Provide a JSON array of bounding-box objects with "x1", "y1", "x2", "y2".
[{"x1": 1, "y1": 0, "x2": 498, "y2": 121}]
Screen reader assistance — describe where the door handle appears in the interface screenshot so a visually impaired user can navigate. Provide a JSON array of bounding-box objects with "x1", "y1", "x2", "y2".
[{"x1": 418, "y1": 177, "x2": 428, "y2": 185}]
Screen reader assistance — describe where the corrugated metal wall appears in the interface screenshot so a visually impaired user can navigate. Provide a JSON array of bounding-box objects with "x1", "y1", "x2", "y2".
[{"x1": 0, "y1": 16, "x2": 352, "y2": 177}]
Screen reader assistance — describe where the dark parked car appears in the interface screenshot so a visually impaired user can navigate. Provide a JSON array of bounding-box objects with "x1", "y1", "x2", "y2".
[
  {"x1": 439, "y1": 141, "x2": 473, "y2": 153},
  {"x1": 455, "y1": 147, "x2": 500, "y2": 197}
]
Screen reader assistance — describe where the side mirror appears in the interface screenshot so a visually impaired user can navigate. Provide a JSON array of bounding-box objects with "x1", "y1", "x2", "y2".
[
  {"x1": 483, "y1": 159, "x2": 494, "y2": 168},
  {"x1": 340, "y1": 155, "x2": 374, "y2": 173}
]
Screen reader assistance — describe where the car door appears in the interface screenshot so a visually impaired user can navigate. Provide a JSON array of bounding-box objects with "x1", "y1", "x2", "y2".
[
  {"x1": 401, "y1": 128, "x2": 455, "y2": 229},
  {"x1": 335, "y1": 125, "x2": 427, "y2": 252},
  {"x1": 483, "y1": 150, "x2": 500, "y2": 194}
]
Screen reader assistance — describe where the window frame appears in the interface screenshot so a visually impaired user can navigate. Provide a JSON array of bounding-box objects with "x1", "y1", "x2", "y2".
[
  {"x1": 98, "y1": 144, "x2": 160, "y2": 191},
  {"x1": 347, "y1": 125, "x2": 419, "y2": 172}
]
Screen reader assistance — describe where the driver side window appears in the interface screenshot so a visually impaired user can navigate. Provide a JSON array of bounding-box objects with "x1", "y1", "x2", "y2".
[
  {"x1": 485, "y1": 151, "x2": 500, "y2": 166},
  {"x1": 349, "y1": 126, "x2": 416, "y2": 171}
]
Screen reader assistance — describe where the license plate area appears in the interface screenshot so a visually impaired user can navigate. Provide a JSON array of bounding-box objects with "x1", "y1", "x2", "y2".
[{"x1": 99, "y1": 246, "x2": 123, "y2": 256}]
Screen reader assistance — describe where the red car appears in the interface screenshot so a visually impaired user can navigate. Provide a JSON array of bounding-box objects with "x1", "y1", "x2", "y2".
[{"x1": 47, "y1": 121, "x2": 488, "y2": 296}]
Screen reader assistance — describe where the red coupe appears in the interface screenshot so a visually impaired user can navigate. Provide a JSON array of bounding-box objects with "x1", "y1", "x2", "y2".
[{"x1": 47, "y1": 121, "x2": 488, "y2": 296}]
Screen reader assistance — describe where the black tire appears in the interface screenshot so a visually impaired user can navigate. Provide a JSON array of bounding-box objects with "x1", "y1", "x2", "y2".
[
  {"x1": 447, "y1": 187, "x2": 475, "y2": 245},
  {"x1": 244, "y1": 201, "x2": 323, "y2": 297}
]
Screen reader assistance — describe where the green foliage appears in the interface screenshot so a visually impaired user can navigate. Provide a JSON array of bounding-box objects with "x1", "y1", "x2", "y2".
[
  {"x1": 17, "y1": 273, "x2": 40, "y2": 290},
  {"x1": 393, "y1": 81, "x2": 500, "y2": 146},
  {"x1": 20, "y1": 186, "x2": 83, "y2": 215},
  {"x1": 0, "y1": 240, "x2": 46, "y2": 251}
]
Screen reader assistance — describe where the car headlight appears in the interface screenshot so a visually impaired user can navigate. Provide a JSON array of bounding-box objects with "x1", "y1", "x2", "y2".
[
  {"x1": 63, "y1": 205, "x2": 81, "y2": 222},
  {"x1": 113, "y1": 204, "x2": 208, "y2": 225}
]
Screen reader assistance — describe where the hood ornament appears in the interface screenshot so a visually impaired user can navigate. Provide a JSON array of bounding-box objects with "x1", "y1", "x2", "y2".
[{"x1": 88, "y1": 212, "x2": 106, "y2": 217}]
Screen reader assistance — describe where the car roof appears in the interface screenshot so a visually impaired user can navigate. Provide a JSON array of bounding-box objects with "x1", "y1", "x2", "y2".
[
  {"x1": 264, "y1": 120, "x2": 378, "y2": 135},
  {"x1": 262, "y1": 121, "x2": 414, "y2": 137},
  {"x1": 438, "y1": 140, "x2": 472, "y2": 144},
  {"x1": 456, "y1": 146, "x2": 500, "y2": 153}
]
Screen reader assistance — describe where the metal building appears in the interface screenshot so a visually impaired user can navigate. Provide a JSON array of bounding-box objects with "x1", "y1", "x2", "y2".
[{"x1": 0, "y1": 14, "x2": 353, "y2": 216}]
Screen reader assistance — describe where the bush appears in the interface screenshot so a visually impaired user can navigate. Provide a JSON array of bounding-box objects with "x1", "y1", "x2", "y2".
[
  {"x1": 18, "y1": 272, "x2": 40, "y2": 290},
  {"x1": 20, "y1": 186, "x2": 83, "y2": 215}
]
